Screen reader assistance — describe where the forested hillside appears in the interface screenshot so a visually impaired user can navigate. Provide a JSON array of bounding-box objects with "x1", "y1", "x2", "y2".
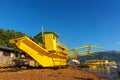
[
  {"x1": 0, "y1": 29, "x2": 26, "y2": 47},
  {"x1": 79, "y1": 50, "x2": 120, "y2": 63},
  {"x1": 0, "y1": 29, "x2": 27, "y2": 53},
  {"x1": 0, "y1": 29, "x2": 43, "y2": 53}
]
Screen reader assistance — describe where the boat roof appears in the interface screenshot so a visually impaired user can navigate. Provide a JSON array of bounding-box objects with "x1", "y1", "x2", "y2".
[
  {"x1": 38, "y1": 31, "x2": 59, "y2": 38},
  {"x1": 44, "y1": 32, "x2": 59, "y2": 38}
]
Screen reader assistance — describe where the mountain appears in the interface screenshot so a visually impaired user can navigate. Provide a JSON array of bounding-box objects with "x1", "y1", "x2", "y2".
[{"x1": 78, "y1": 50, "x2": 120, "y2": 63}]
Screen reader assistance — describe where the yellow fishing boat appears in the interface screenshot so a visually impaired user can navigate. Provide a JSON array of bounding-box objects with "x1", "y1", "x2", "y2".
[
  {"x1": 84, "y1": 60, "x2": 109, "y2": 66},
  {"x1": 9, "y1": 30, "x2": 68, "y2": 67}
]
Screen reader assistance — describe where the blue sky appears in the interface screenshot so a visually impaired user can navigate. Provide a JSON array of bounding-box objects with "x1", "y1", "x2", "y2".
[{"x1": 0, "y1": 0, "x2": 120, "y2": 51}]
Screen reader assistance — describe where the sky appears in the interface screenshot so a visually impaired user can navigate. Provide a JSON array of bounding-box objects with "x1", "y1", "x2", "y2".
[{"x1": 0, "y1": 0, "x2": 120, "y2": 51}]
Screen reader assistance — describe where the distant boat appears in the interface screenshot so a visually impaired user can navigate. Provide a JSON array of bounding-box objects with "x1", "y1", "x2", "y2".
[
  {"x1": 84, "y1": 59, "x2": 109, "y2": 65},
  {"x1": 111, "y1": 65, "x2": 118, "y2": 69},
  {"x1": 71, "y1": 59, "x2": 80, "y2": 65},
  {"x1": 110, "y1": 61, "x2": 118, "y2": 69}
]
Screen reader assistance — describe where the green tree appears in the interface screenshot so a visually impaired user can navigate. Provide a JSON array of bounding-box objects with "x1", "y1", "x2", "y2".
[{"x1": 0, "y1": 29, "x2": 26, "y2": 54}]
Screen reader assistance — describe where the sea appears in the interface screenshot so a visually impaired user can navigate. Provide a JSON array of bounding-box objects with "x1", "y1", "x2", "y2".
[{"x1": 85, "y1": 66, "x2": 120, "y2": 80}]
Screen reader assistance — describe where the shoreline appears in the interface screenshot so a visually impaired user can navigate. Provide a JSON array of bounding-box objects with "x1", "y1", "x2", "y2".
[{"x1": 79, "y1": 68, "x2": 109, "y2": 80}]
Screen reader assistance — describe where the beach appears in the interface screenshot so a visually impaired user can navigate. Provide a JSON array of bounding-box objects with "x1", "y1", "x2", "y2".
[{"x1": 0, "y1": 68, "x2": 108, "y2": 80}]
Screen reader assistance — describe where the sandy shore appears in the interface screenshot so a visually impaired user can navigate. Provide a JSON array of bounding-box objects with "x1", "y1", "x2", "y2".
[{"x1": 0, "y1": 68, "x2": 108, "y2": 80}]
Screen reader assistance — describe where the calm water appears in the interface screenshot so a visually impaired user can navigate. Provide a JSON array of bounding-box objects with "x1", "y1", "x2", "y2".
[{"x1": 86, "y1": 66, "x2": 120, "y2": 80}]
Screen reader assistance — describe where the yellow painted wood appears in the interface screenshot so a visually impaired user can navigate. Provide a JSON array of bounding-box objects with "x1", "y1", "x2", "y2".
[
  {"x1": 44, "y1": 34, "x2": 57, "y2": 52},
  {"x1": 9, "y1": 36, "x2": 68, "y2": 67}
]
